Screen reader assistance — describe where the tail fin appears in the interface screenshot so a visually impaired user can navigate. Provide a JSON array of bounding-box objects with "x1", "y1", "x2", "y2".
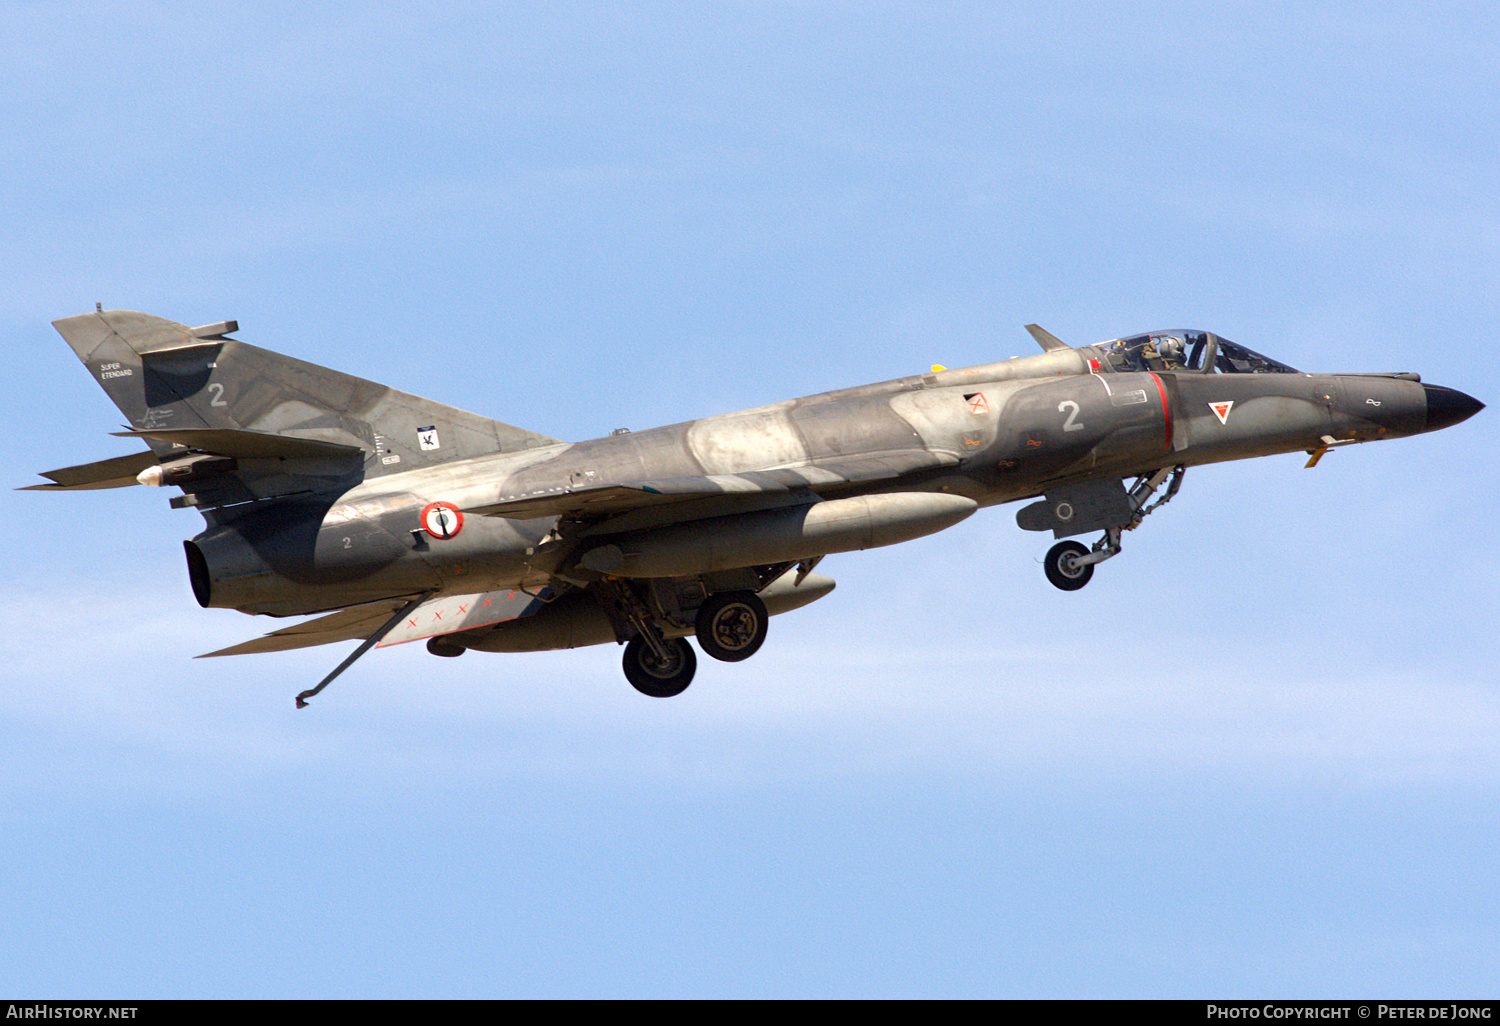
[{"x1": 52, "y1": 309, "x2": 562, "y2": 477}]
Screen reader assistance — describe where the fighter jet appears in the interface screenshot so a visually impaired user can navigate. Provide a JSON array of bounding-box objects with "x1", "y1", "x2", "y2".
[{"x1": 26, "y1": 310, "x2": 1483, "y2": 706}]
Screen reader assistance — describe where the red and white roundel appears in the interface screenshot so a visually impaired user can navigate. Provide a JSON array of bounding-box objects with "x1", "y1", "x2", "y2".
[{"x1": 420, "y1": 501, "x2": 465, "y2": 540}]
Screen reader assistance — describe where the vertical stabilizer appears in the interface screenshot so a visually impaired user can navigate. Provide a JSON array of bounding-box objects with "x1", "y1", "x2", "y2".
[{"x1": 52, "y1": 310, "x2": 564, "y2": 477}]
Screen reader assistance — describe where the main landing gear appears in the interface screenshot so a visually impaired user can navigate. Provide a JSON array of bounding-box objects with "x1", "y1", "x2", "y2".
[
  {"x1": 1041, "y1": 466, "x2": 1186, "y2": 592},
  {"x1": 694, "y1": 590, "x2": 768, "y2": 662},
  {"x1": 622, "y1": 636, "x2": 697, "y2": 698},
  {"x1": 615, "y1": 585, "x2": 772, "y2": 697}
]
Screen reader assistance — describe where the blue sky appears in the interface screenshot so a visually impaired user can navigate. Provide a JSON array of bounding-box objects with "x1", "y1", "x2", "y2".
[{"x1": 2, "y1": 1, "x2": 1496, "y2": 997}]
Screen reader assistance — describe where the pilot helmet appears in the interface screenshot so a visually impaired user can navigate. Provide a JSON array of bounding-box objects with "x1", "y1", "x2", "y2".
[{"x1": 1157, "y1": 336, "x2": 1185, "y2": 364}]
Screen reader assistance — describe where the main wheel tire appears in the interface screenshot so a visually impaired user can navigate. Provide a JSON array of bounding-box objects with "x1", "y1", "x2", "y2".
[
  {"x1": 623, "y1": 636, "x2": 697, "y2": 697},
  {"x1": 1044, "y1": 540, "x2": 1094, "y2": 591},
  {"x1": 694, "y1": 590, "x2": 768, "y2": 662}
]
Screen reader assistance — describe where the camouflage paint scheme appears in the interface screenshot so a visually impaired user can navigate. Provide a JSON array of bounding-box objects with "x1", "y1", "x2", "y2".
[{"x1": 29, "y1": 311, "x2": 1483, "y2": 705}]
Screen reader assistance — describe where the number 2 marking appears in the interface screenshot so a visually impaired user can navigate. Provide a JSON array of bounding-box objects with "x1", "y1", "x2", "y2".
[
  {"x1": 208, "y1": 383, "x2": 228, "y2": 407},
  {"x1": 1058, "y1": 400, "x2": 1084, "y2": 432}
]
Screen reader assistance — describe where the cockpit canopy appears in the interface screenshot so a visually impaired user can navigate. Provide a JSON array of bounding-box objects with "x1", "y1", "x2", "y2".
[{"x1": 1089, "y1": 330, "x2": 1298, "y2": 375}]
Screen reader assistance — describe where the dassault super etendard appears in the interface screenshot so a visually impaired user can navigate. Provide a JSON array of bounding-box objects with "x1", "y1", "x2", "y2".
[{"x1": 28, "y1": 311, "x2": 1483, "y2": 706}]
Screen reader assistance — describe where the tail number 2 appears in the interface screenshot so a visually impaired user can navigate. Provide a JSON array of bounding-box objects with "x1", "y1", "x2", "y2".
[{"x1": 1058, "y1": 400, "x2": 1084, "y2": 432}]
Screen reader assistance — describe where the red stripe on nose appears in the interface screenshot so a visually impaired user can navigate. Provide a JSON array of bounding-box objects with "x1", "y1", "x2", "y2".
[{"x1": 1148, "y1": 373, "x2": 1173, "y2": 451}]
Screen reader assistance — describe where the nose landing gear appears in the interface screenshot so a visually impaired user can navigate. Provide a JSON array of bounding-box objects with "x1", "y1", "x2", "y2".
[{"x1": 1040, "y1": 466, "x2": 1185, "y2": 591}]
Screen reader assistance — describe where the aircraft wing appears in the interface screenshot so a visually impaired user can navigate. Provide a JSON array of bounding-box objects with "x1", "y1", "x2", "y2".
[
  {"x1": 198, "y1": 587, "x2": 552, "y2": 657},
  {"x1": 468, "y1": 448, "x2": 960, "y2": 520}
]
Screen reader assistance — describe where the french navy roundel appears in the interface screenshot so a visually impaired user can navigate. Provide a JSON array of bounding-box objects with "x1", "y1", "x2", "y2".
[{"x1": 420, "y1": 501, "x2": 465, "y2": 540}]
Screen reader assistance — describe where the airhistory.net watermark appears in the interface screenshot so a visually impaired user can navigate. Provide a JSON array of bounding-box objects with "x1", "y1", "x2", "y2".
[{"x1": 6, "y1": 1007, "x2": 138, "y2": 1019}]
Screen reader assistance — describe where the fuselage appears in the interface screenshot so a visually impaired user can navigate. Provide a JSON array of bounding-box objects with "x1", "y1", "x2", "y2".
[{"x1": 185, "y1": 341, "x2": 1468, "y2": 618}]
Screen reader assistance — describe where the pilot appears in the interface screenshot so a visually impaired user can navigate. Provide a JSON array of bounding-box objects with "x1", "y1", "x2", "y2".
[
  {"x1": 1157, "y1": 336, "x2": 1185, "y2": 368},
  {"x1": 1139, "y1": 336, "x2": 1165, "y2": 370}
]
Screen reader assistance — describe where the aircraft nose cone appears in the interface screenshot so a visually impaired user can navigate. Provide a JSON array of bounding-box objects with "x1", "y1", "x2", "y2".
[{"x1": 1424, "y1": 384, "x2": 1485, "y2": 432}]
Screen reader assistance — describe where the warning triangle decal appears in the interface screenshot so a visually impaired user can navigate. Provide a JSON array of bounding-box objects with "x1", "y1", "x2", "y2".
[{"x1": 1209, "y1": 401, "x2": 1234, "y2": 425}]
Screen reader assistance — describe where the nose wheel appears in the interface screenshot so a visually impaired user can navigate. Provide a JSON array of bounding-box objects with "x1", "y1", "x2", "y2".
[{"x1": 1044, "y1": 540, "x2": 1094, "y2": 591}]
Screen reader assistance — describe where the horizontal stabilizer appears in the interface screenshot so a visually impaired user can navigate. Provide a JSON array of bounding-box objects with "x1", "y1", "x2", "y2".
[
  {"x1": 469, "y1": 449, "x2": 960, "y2": 520},
  {"x1": 21, "y1": 450, "x2": 159, "y2": 491},
  {"x1": 1025, "y1": 324, "x2": 1072, "y2": 352},
  {"x1": 111, "y1": 428, "x2": 364, "y2": 460}
]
